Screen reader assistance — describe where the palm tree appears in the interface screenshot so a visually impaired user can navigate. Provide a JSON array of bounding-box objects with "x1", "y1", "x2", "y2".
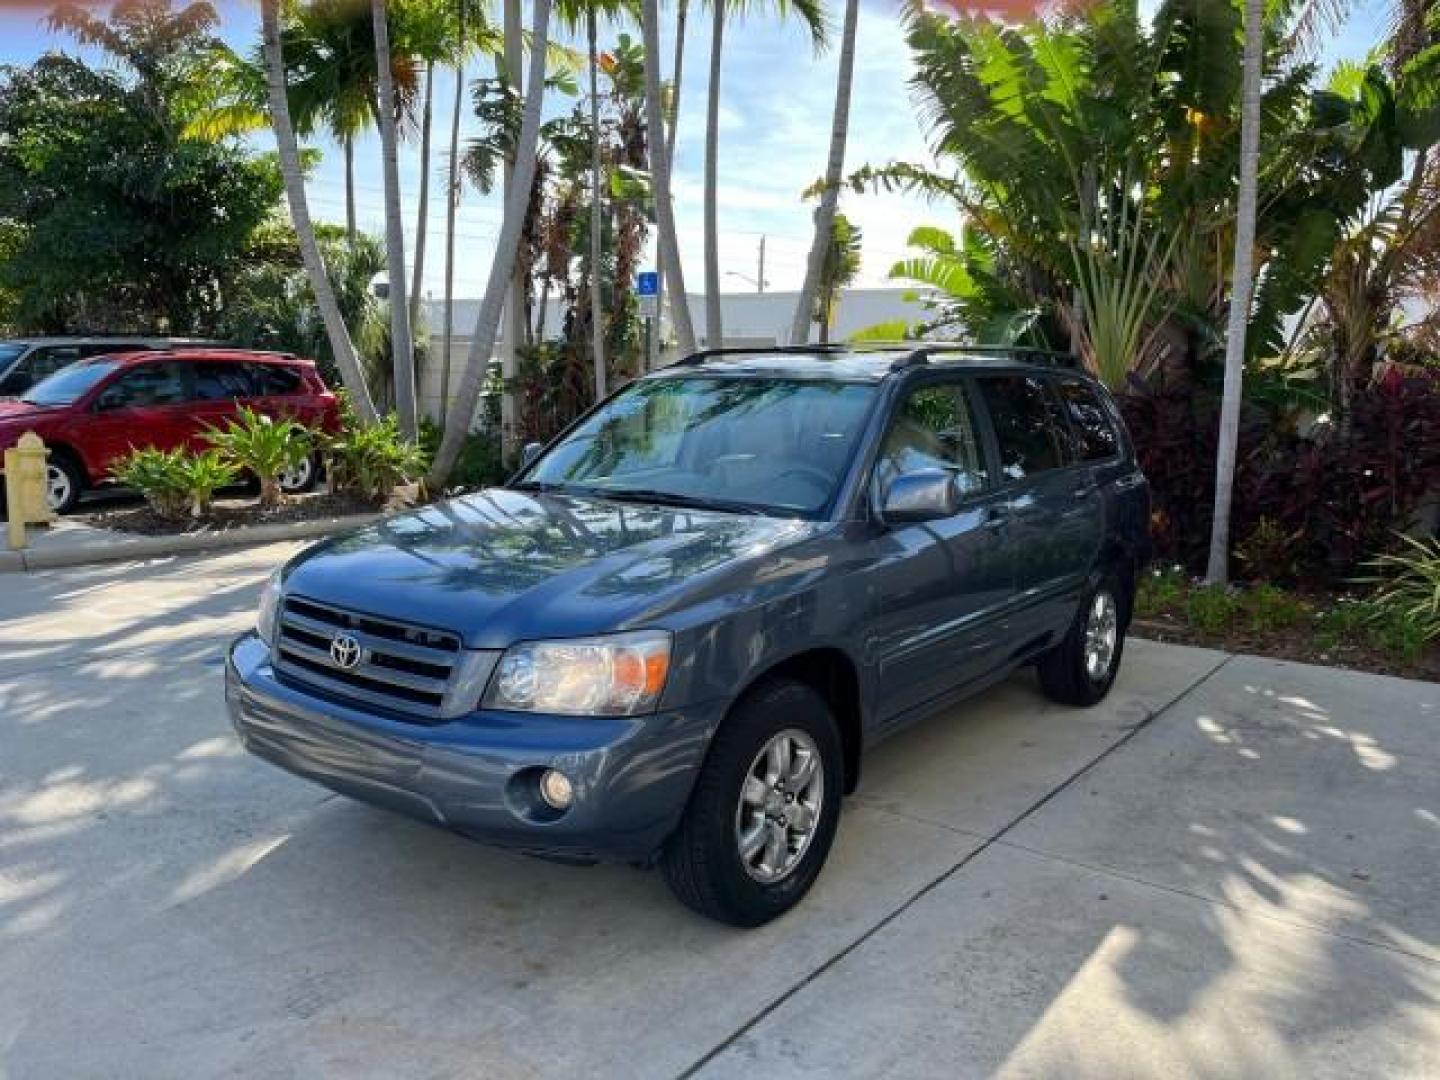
[
  {"x1": 373, "y1": 0, "x2": 420, "y2": 440},
  {"x1": 642, "y1": 0, "x2": 697, "y2": 355},
  {"x1": 260, "y1": 0, "x2": 380, "y2": 424},
  {"x1": 702, "y1": 0, "x2": 826, "y2": 348},
  {"x1": 429, "y1": 0, "x2": 555, "y2": 486},
  {"x1": 788, "y1": 0, "x2": 853, "y2": 345}
]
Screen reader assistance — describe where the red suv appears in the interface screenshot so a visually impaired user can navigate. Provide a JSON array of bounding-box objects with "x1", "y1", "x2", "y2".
[{"x1": 0, "y1": 349, "x2": 340, "y2": 513}]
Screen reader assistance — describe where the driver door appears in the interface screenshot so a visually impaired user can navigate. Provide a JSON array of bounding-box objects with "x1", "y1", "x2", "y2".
[
  {"x1": 865, "y1": 377, "x2": 1014, "y2": 728},
  {"x1": 85, "y1": 361, "x2": 194, "y2": 477}
]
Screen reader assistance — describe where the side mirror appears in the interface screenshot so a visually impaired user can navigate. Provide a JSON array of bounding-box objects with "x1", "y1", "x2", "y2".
[
  {"x1": 94, "y1": 390, "x2": 125, "y2": 412},
  {"x1": 520, "y1": 441, "x2": 544, "y2": 468},
  {"x1": 880, "y1": 469, "x2": 959, "y2": 525}
]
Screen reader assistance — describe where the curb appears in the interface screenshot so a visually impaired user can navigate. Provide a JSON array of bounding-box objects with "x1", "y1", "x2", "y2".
[{"x1": 0, "y1": 513, "x2": 380, "y2": 574}]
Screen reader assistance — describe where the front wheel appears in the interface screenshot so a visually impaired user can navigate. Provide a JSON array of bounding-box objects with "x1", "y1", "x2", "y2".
[
  {"x1": 45, "y1": 456, "x2": 84, "y2": 515},
  {"x1": 1037, "y1": 570, "x2": 1130, "y2": 706},
  {"x1": 662, "y1": 679, "x2": 843, "y2": 927}
]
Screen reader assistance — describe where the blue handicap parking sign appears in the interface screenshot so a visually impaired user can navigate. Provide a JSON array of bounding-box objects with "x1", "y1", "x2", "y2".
[{"x1": 636, "y1": 271, "x2": 659, "y2": 297}]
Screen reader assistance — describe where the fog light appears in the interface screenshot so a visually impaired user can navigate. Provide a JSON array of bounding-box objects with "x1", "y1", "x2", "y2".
[{"x1": 539, "y1": 769, "x2": 573, "y2": 810}]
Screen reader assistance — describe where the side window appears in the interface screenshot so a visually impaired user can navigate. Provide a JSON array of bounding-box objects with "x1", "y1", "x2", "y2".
[
  {"x1": 1056, "y1": 379, "x2": 1120, "y2": 461},
  {"x1": 96, "y1": 363, "x2": 189, "y2": 409},
  {"x1": 976, "y1": 375, "x2": 1071, "y2": 481},
  {"x1": 875, "y1": 381, "x2": 989, "y2": 498},
  {"x1": 191, "y1": 362, "x2": 256, "y2": 401},
  {"x1": 249, "y1": 364, "x2": 302, "y2": 396}
]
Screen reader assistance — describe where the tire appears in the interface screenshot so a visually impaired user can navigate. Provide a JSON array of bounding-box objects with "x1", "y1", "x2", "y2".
[
  {"x1": 662, "y1": 678, "x2": 843, "y2": 927},
  {"x1": 44, "y1": 454, "x2": 85, "y2": 515},
  {"x1": 1037, "y1": 568, "x2": 1131, "y2": 707},
  {"x1": 276, "y1": 453, "x2": 318, "y2": 495}
]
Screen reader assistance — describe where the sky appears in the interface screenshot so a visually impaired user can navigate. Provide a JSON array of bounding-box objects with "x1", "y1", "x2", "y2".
[{"x1": 0, "y1": 0, "x2": 1395, "y2": 302}]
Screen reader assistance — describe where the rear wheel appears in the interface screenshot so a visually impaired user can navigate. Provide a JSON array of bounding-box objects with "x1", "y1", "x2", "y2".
[
  {"x1": 662, "y1": 679, "x2": 843, "y2": 927},
  {"x1": 276, "y1": 453, "x2": 317, "y2": 495},
  {"x1": 1037, "y1": 569, "x2": 1130, "y2": 706}
]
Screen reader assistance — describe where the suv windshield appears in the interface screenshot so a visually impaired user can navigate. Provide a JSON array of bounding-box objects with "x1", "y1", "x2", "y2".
[
  {"x1": 0, "y1": 344, "x2": 26, "y2": 366},
  {"x1": 522, "y1": 375, "x2": 877, "y2": 516},
  {"x1": 21, "y1": 360, "x2": 118, "y2": 406}
]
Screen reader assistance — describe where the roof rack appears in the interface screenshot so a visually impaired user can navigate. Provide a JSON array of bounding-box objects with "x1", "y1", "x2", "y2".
[
  {"x1": 670, "y1": 341, "x2": 1078, "y2": 372},
  {"x1": 889, "y1": 343, "x2": 1077, "y2": 371}
]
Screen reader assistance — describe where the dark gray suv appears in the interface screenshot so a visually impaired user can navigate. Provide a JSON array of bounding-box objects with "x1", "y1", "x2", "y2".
[{"x1": 226, "y1": 346, "x2": 1150, "y2": 926}]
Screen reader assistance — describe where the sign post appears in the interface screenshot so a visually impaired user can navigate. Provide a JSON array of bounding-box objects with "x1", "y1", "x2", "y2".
[{"x1": 636, "y1": 271, "x2": 659, "y2": 369}]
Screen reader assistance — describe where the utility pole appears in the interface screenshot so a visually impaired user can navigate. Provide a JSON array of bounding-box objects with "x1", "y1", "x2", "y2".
[{"x1": 757, "y1": 235, "x2": 765, "y2": 294}]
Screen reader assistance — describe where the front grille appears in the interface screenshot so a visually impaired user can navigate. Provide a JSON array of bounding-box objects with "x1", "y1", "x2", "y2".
[{"x1": 273, "y1": 595, "x2": 463, "y2": 720}]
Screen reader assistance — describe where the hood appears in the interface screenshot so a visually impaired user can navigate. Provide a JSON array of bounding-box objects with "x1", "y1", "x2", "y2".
[
  {"x1": 0, "y1": 400, "x2": 46, "y2": 422},
  {"x1": 281, "y1": 488, "x2": 827, "y2": 648}
]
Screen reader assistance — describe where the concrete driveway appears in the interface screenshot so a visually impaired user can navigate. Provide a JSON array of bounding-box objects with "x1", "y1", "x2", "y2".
[{"x1": 1, "y1": 545, "x2": 1436, "y2": 1079}]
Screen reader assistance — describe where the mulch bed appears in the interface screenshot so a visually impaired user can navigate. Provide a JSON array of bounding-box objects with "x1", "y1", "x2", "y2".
[
  {"x1": 1132, "y1": 614, "x2": 1440, "y2": 683},
  {"x1": 81, "y1": 491, "x2": 382, "y2": 537}
]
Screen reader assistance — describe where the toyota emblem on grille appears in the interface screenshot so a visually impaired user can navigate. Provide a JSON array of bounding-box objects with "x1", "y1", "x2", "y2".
[{"x1": 329, "y1": 633, "x2": 362, "y2": 670}]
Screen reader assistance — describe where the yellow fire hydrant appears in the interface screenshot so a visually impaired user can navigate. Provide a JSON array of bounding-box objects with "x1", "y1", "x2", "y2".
[{"x1": 5, "y1": 432, "x2": 55, "y2": 551}]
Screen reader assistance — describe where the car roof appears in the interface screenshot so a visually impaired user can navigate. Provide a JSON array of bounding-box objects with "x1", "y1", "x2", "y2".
[
  {"x1": 87, "y1": 348, "x2": 310, "y2": 366},
  {"x1": 650, "y1": 345, "x2": 1085, "y2": 384}
]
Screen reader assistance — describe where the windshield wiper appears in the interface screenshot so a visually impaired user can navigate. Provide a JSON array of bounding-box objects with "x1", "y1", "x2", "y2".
[{"x1": 585, "y1": 487, "x2": 766, "y2": 516}]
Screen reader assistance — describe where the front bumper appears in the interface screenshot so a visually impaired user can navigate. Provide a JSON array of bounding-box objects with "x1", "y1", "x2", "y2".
[{"x1": 225, "y1": 633, "x2": 721, "y2": 861}]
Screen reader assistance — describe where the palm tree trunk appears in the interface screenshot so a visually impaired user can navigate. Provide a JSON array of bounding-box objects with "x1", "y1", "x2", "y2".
[
  {"x1": 703, "y1": 2, "x2": 724, "y2": 348},
  {"x1": 588, "y1": 7, "x2": 607, "y2": 399},
  {"x1": 667, "y1": 0, "x2": 687, "y2": 169},
  {"x1": 650, "y1": 0, "x2": 687, "y2": 373},
  {"x1": 373, "y1": 0, "x2": 418, "y2": 441},
  {"x1": 643, "y1": 0, "x2": 696, "y2": 356},
  {"x1": 259, "y1": 0, "x2": 377, "y2": 424},
  {"x1": 1205, "y1": 0, "x2": 1263, "y2": 585},
  {"x1": 344, "y1": 133, "x2": 357, "y2": 245},
  {"x1": 499, "y1": 0, "x2": 524, "y2": 452},
  {"x1": 410, "y1": 59, "x2": 435, "y2": 337},
  {"x1": 789, "y1": 0, "x2": 857, "y2": 345},
  {"x1": 441, "y1": 53, "x2": 464, "y2": 422},
  {"x1": 428, "y1": 0, "x2": 553, "y2": 487}
]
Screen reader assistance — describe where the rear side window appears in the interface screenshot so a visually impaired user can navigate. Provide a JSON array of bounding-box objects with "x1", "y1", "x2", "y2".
[
  {"x1": 876, "y1": 381, "x2": 989, "y2": 497},
  {"x1": 249, "y1": 364, "x2": 302, "y2": 396},
  {"x1": 976, "y1": 375, "x2": 1071, "y2": 480},
  {"x1": 1056, "y1": 379, "x2": 1120, "y2": 461},
  {"x1": 191, "y1": 362, "x2": 256, "y2": 401},
  {"x1": 98, "y1": 363, "x2": 189, "y2": 408}
]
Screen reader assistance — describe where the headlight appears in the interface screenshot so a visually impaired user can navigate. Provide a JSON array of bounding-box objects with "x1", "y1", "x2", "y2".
[
  {"x1": 483, "y1": 630, "x2": 672, "y2": 716},
  {"x1": 256, "y1": 568, "x2": 282, "y2": 645}
]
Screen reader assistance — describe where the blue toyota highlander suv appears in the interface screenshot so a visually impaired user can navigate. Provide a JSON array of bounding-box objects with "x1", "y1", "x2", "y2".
[{"x1": 226, "y1": 345, "x2": 1150, "y2": 926}]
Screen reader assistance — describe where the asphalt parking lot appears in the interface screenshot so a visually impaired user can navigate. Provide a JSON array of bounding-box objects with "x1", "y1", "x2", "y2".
[{"x1": 2, "y1": 544, "x2": 1437, "y2": 1078}]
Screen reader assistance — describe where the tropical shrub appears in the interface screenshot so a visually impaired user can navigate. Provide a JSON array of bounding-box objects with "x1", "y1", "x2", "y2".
[
  {"x1": 110, "y1": 447, "x2": 190, "y2": 519},
  {"x1": 110, "y1": 447, "x2": 239, "y2": 519},
  {"x1": 1364, "y1": 535, "x2": 1440, "y2": 648},
  {"x1": 205, "y1": 407, "x2": 312, "y2": 509},
  {"x1": 324, "y1": 414, "x2": 426, "y2": 504},
  {"x1": 1120, "y1": 371, "x2": 1440, "y2": 584},
  {"x1": 175, "y1": 451, "x2": 240, "y2": 518}
]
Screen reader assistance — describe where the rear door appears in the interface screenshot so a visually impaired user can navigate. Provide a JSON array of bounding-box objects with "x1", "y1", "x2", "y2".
[
  {"x1": 866, "y1": 376, "x2": 1015, "y2": 726},
  {"x1": 247, "y1": 362, "x2": 312, "y2": 423},
  {"x1": 974, "y1": 373, "x2": 1103, "y2": 645},
  {"x1": 185, "y1": 360, "x2": 258, "y2": 449}
]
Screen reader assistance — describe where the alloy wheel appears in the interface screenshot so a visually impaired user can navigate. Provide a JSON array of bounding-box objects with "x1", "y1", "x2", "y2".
[{"x1": 734, "y1": 728, "x2": 824, "y2": 884}]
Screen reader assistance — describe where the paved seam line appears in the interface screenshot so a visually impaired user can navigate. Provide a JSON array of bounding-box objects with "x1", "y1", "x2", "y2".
[
  {"x1": 989, "y1": 836, "x2": 1440, "y2": 968},
  {"x1": 675, "y1": 652, "x2": 1235, "y2": 1079}
]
